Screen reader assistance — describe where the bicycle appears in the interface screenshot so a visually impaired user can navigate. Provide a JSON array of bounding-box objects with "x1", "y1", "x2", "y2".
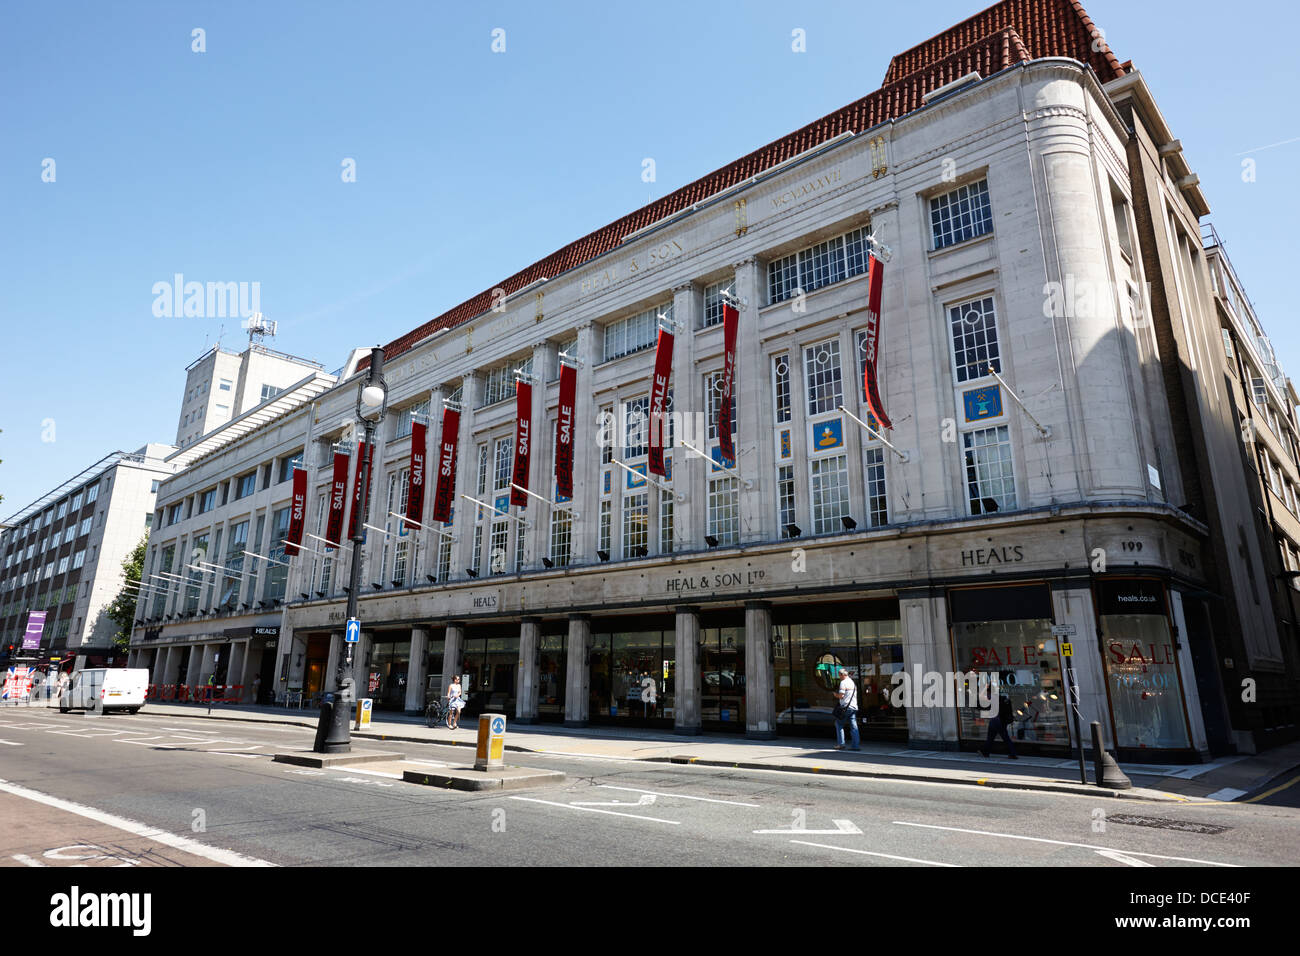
[{"x1": 425, "y1": 698, "x2": 461, "y2": 729}]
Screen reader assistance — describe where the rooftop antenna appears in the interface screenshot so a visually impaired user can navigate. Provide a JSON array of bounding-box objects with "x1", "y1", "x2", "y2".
[{"x1": 243, "y1": 312, "x2": 278, "y2": 347}]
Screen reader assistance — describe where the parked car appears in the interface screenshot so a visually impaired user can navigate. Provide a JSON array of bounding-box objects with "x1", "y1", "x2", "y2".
[{"x1": 59, "y1": 668, "x2": 148, "y2": 714}]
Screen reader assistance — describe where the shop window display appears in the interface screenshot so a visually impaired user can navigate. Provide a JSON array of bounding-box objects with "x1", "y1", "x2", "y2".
[{"x1": 952, "y1": 619, "x2": 1069, "y2": 747}]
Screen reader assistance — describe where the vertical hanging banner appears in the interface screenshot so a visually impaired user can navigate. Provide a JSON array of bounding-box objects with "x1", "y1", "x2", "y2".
[
  {"x1": 325, "y1": 451, "x2": 350, "y2": 546},
  {"x1": 510, "y1": 381, "x2": 533, "y2": 507},
  {"x1": 862, "y1": 254, "x2": 893, "y2": 430},
  {"x1": 347, "y1": 440, "x2": 368, "y2": 540},
  {"x1": 431, "y1": 408, "x2": 460, "y2": 523},
  {"x1": 22, "y1": 610, "x2": 47, "y2": 651},
  {"x1": 718, "y1": 301, "x2": 739, "y2": 467},
  {"x1": 648, "y1": 328, "x2": 674, "y2": 477},
  {"x1": 555, "y1": 364, "x2": 577, "y2": 498},
  {"x1": 406, "y1": 420, "x2": 427, "y2": 530},
  {"x1": 286, "y1": 468, "x2": 307, "y2": 556}
]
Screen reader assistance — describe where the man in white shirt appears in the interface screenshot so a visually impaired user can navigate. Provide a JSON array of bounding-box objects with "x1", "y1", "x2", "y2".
[{"x1": 834, "y1": 667, "x2": 860, "y2": 751}]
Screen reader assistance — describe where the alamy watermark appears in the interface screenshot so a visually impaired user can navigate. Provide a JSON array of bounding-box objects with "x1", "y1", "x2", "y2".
[{"x1": 151, "y1": 274, "x2": 260, "y2": 318}]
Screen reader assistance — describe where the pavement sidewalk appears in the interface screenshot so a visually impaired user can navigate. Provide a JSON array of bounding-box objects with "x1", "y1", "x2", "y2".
[{"x1": 30, "y1": 699, "x2": 1300, "y2": 804}]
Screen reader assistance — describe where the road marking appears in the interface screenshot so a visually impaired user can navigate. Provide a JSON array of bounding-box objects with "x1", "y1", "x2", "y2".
[
  {"x1": 1095, "y1": 849, "x2": 1155, "y2": 867},
  {"x1": 572, "y1": 794, "x2": 658, "y2": 807},
  {"x1": 0, "y1": 740, "x2": 23, "y2": 746},
  {"x1": 0, "y1": 778, "x2": 275, "y2": 867},
  {"x1": 12, "y1": 854, "x2": 45, "y2": 867},
  {"x1": 790, "y1": 840, "x2": 959, "y2": 867},
  {"x1": 203, "y1": 751, "x2": 263, "y2": 759},
  {"x1": 892, "y1": 822, "x2": 1238, "y2": 867},
  {"x1": 1204, "y1": 787, "x2": 1248, "y2": 802},
  {"x1": 596, "y1": 785, "x2": 760, "y2": 807},
  {"x1": 509, "y1": 795, "x2": 681, "y2": 825},
  {"x1": 755, "y1": 819, "x2": 862, "y2": 835},
  {"x1": 1243, "y1": 773, "x2": 1300, "y2": 804}
]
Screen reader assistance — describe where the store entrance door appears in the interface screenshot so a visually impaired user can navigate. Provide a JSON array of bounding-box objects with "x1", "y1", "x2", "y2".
[{"x1": 460, "y1": 635, "x2": 519, "y2": 718}]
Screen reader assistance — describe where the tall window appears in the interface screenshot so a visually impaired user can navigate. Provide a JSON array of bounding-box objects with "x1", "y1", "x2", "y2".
[
  {"x1": 599, "y1": 501, "x2": 612, "y2": 555},
  {"x1": 437, "y1": 526, "x2": 453, "y2": 582},
  {"x1": 705, "y1": 371, "x2": 737, "y2": 441},
  {"x1": 864, "y1": 447, "x2": 887, "y2": 527},
  {"x1": 264, "y1": 508, "x2": 290, "y2": 601},
  {"x1": 804, "y1": 339, "x2": 843, "y2": 416},
  {"x1": 773, "y1": 354, "x2": 791, "y2": 423},
  {"x1": 963, "y1": 426, "x2": 1016, "y2": 514},
  {"x1": 550, "y1": 511, "x2": 572, "y2": 568},
  {"x1": 708, "y1": 476, "x2": 739, "y2": 546},
  {"x1": 185, "y1": 533, "x2": 209, "y2": 612},
  {"x1": 489, "y1": 519, "x2": 509, "y2": 575},
  {"x1": 777, "y1": 465, "x2": 796, "y2": 536},
  {"x1": 949, "y1": 297, "x2": 1000, "y2": 383},
  {"x1": 810, "y1": 456, "x2": 850, "y2": 534},
  {"x1": 703, "y1": 278, "x2": 734, "y2": 327},
  {"x1": 603, "y1": 304, "x2": 669, "y2": 362},
  {"x1": 494, "y1": 437, "x2": 512, "y2": 492},
  {"x1": 659, "y1": 489, "x2": 674, "y2": 554},
  {"x1": 624, "y1": 397, "x2": 649, "y2": 459},
  {"x1": 622, "y1": 492, "x2": 648, "y2": 559},
  {"x1": 599, "y1": 405, "x2": 614, "y2": 464},
  {"x1": 930, "y1": 179, "x2": 993, "y2": 250},
  {"x1": 222, "y1": 520, "x2": 248, "y2": 607},
  {"x1": 395, "y1": 399, "x2": 430, "y2": 439},
  {"x1": 236, "y1": 472, "x2": 256, "y2": 499},
  {"x1": 767, "y1": 226, "x2": 872, "y2": 304},
  {"x1": 481, "y1": 365, "x2": 513, "y2": 407}
]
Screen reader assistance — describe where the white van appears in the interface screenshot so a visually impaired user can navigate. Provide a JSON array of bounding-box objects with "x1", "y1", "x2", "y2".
[{"x1": 59, "y1": 668, "x2": 149, "y2": 714}]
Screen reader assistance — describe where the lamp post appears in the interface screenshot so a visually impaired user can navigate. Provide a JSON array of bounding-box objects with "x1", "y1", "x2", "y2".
[{"x1": 316, "y1": 346, "x2": 388, "y2": 753}]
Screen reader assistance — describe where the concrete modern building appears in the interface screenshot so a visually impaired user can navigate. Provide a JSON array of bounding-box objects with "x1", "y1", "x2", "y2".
[
  {"x1": 129, "y1": 0, "x2": 1299, "y2": 759},
  {"x1": 1, "y1": 446, "x2": 178, "y2": 670},
  {"x1": 127, "y1": 366, "x2": 340, "y2": 702},
  {"x1": 176, "y1": 331, "x2": 327, "y2": 450}
]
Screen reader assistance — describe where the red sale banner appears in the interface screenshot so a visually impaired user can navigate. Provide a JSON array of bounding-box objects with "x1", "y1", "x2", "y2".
[
  {"x1": 648, "y1": 328, "x2": 674, "y2": 477},
  {"x1": 347, "y1": 440, "x2": 368, "y2": 540},
  {"x1": 555, "y1": 363, "x2": 576, "y2": 499},
  {"x1": 286, "y1": 468, "x2": 307, "y2": 556},
  {"x1": 511, "y1": 382, "x2": 532, "y2": 507},
  {"x1": 862, "y1": 255, "x2": 893, "y2": 430},
  {"x1": 325, "y1": 452, "x2": 349, "y2": 546},
  {"x1": 718, "y1": 302, "x2": 738, "y2": 467},
  {"x1": 406, "y1": 421, "x2": 427, "y2": 530},
  {"x1": 431, "y1": 409, "x2": 460, "y2": 523}
]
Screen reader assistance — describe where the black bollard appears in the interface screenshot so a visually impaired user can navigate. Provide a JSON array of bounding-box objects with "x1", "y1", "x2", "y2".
[
  {"x1": 1091, "y1": 720, "x2": 1132, "y2": 789},
  {"x1": 313, "y1": 698, "x2": 334, "y2": 753}
]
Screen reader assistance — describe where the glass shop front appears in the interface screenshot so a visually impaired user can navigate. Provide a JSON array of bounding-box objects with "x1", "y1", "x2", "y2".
[
  {"x1": 1095, "y1": 578, "x2": 1192, "y2": 753},
  {"x1": 948, "y1": 584, "x2": 1071, "y2": 752},
  {"x1": 772, "y1": 600, "x2": 907, "y2": 740},
  {"x1": 588, "y1": 614, "x2": 677, "y2": 727}
]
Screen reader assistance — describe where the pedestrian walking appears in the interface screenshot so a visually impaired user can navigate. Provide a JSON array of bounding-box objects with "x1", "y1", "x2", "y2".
[
  {"x1": 833, "y1": 667, "x2": 860, "y2": 751},
  {"x1": 979, "y1": 693, "x2": 1019, "y2": 759},
  {"x1": 252, "y1": 676, "x2": 262, "y2": 705},
  {"x1": 447, "y1": 676, "x2": 464, "y2": 730}
]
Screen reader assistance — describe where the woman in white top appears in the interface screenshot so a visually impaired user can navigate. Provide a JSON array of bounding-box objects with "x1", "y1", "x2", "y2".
[{"x1": 446, "y1": 677, "x2": 464, "y2": 730}]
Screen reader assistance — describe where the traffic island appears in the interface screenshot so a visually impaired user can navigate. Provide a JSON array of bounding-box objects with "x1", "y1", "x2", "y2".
[
  {"x1": 401, "y1": 712, "x2": 564, "y2": 791},
  {"x1": 402, "y1": 765, "x2": 566, "y2": 792},
  {"x1": 273, "y1": 750, "x2": 406, "y2": 768}
]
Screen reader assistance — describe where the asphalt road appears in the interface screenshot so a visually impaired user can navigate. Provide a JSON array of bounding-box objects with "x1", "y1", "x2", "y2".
[{"x1": 1, "y1": 709, "x2": 1295, "y2": 868}]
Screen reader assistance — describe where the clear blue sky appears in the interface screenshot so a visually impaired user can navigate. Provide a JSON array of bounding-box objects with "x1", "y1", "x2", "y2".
[{"x1": 2, "y1": 0, "x2": 1297, "y2": 516}]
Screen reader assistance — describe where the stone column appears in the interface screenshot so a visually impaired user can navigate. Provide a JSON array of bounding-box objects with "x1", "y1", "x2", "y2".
[
  {"x1": 571, "y1": 324, "x2": 596, "y2": 564},
  {"x1": 237, "y1": 640, "x2": 260, "y2": 702},
  {"x1": 565, "y1": 614, "x2": 591, "y2": 726},
  {"x1": 226, "y1": 641, "x2": 244, "y2": 697},
  {"x1": 516, "y1": 617, "x2": 540, "y2": 723},
  {"x1": 407, "y1": 627, "x2": 428, "y2": 714},
  {"x1": 1050, "y1": 584, "x2": 1108, "y2": 757},
  {"x1": 162, "y1": 646, "x2": 182, "y2": 686},
  {"x1": 744, "y1": 601, "x2": 776, "y2": 738},
  {"x1": 185, "y1": 645, "x2": 203, "y2": 694},
  {"x1": 899, "y1": 588, "x2": 958, "y2": 749},
  {"x1": 1168, "y1": 589, "x2": 1210, "y2": 756},
  {"x1": 453, "y1": 373, "x2": 482, "y2": 578},
  {"x1": 670, "y1": 285, "x2": 701, "y2": 550},
  {"x1": 674, "y1": 605, "x2": 702, "y2": 734},
  {"x1": 442, "y1": 622, "x2": 465, "y2": 696},
  {"x1": 733, "y1": 257, "x2": 767, "y2": 543}
]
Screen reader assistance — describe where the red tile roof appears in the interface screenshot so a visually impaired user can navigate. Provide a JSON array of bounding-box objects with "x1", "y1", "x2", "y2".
[
  {"x1": 366, "y1": 0, "x2": 1120, "y2": 370},
  {"x1": 883, "y1": 0, "x2": 1123, "y2": 85}
]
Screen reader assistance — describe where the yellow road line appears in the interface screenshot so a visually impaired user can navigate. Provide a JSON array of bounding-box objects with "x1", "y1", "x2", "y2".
[{"x1": 1243, "y1": 773, "x2": 1300, "y2": 804}]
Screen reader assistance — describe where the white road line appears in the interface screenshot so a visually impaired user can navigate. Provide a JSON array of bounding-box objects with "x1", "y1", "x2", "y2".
[
  {"x1": 892, "y1": 821, "x2": 1239, "y2": 867},
  {"x1": 508, "y1": 795, "x2": 681, "y2": 825},
  {"x1": 11, "y1": 853, "x2": 46, "y2": 867},
  {"x1": 1095, "y1": 848, "x2": 1155, "y2": 867},
  {"x1": 755, "y1": 819, "x2": 862, "y2": 835},
  {"x1": 0, "y1": 740, "x2": 23, "y2": 746},
  {"x1": 597, "y1": 785, "x2": 760, "y2": 807},
  {"x1": 0, "y1": 778, "x2": 275, "y2": 867},
  {"x1": 344, "y1": 767, "x2": 403, "y2": 779},
  {"x1": 204, "y1": 751, "x2": 263, "y2": 759},
  {"x1": 790, "y1": 840, "x2": 959, "y2": 867}
]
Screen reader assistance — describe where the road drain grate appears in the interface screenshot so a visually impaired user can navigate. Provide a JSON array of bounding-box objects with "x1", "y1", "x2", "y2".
[{"x1": 1107, "y1": 814, "x2": 1230, "y2": 835}]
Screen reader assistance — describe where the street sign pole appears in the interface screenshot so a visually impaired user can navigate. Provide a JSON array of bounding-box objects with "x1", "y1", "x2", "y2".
[{"x1": 1055, "y1": 628, "x2": 1087, "y2": 785}]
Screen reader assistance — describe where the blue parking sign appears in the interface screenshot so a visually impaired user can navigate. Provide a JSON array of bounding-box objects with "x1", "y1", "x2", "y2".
[{"x1": 345, "y1": 618, "x2": 361, "y2": 643}]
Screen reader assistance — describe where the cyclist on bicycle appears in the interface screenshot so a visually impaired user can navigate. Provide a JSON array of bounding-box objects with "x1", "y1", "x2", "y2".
[{"x1": 447, "y1": 675, "x2": 464, "y2": 730}]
